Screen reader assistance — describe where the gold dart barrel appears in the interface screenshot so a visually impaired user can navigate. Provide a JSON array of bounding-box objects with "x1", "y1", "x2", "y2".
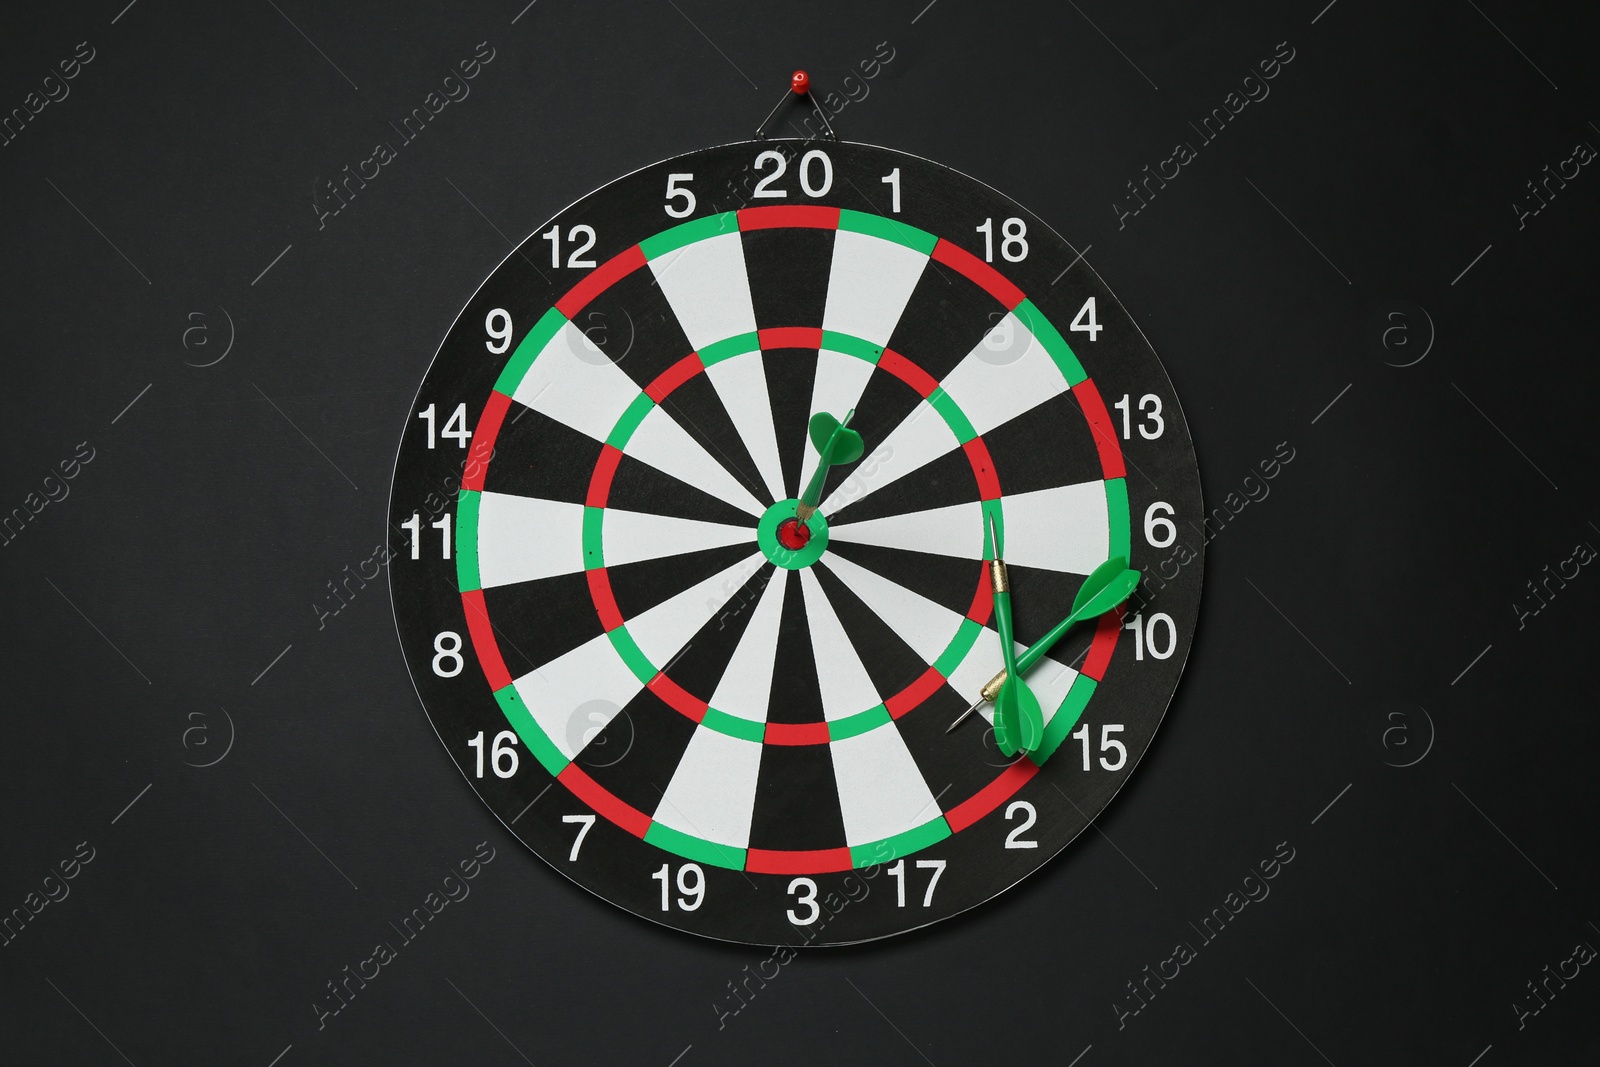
[{"x1": 979, "y1": 668, "x2": 1007, "y2": 703}]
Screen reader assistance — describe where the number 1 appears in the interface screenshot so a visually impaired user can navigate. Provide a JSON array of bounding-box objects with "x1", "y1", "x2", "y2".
[{"x1": 881, "y1": 168, "x2": 901, "y2": 213}]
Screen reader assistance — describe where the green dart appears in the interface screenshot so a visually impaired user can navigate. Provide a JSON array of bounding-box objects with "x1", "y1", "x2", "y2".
[
  {"x1": 987, "y1": 513, "x2": 1044, "y2": 756},
  {"x1": 948, "y1": 553, "x2": 1143, "y2": 734},
  {"x1": 795, "y1": 410, "x2": 864, "y2": 522}
]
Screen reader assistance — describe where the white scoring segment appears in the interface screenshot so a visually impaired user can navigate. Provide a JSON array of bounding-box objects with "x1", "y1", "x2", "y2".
[
  {"x1": 509, "y1": 635, "x2": 644, "y2": 761},
  {"x1": 626, "y1": 405, "x2": 767, "y2": 517},
  {"x1": 653, "y1": 728, "x2": 763, "y2": 852},
  {"x1": 627, "y1": 552, "x2": 767, "y2": 671},
  {"x1": 936, "y1": 311, "x2": 1070, "y2": 436},
  {"x1": 817, "y1": 399, "x2": 960, "y2": 516},
  {"x1": 830, "y1": 726, "x2": 942, "y2": 849},
  {"x1": 819, "y1": 552, "x2": 964, "y2": 666},
  {"x1": 1000, "y1": 482, "x2": 1110, "y2": 575},
  {"x1": 798, "y1": 569, "x2": 883, "y2": 720},
  {"x1": 511, "y1": 319, "x2": 644, "y2": 441},
  {"x1": 702, "y1": 352, "x2": 787, "y2": 503},
  {"x1": 474, "y1": 495, "x2": 755, "y2": 589},
  {"x1": 708, "y1": 568, "x2": 788, "y2": 723},
  {"x1": 829, "y1": 499, "x2": 985, "y2": 562},
  {"x1": 648, "y1": 231, "x2": 759, "y2": 350},
  {"x1": 797, "y1": 347, "x2": 877, "y2": 501},
  {"x1": 475, "y1": 494, "x2": 585, "y2": 588},
  {"x1": 828, "y1": 484, "x2": 1110, "y2": 575},
  {"x1": 821, "y1": 229, "x2": 928, "y2": 345},
  {"x1": 602, "y1": 508, "x2": 756, "y2": 570}
]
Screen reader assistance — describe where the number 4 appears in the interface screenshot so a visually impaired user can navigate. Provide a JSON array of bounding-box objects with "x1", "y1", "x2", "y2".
[{"x1": 1070, "y1": 297, "x2": 1101, "y2": 341}]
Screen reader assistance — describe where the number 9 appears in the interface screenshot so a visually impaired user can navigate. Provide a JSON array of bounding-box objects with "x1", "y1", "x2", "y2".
[{"x1": 485, "y1": 308, "x2": 512, "y2": 355}]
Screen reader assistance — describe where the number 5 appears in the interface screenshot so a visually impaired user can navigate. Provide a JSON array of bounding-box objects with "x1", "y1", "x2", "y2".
[{"x1": 664, "y1": 173, "x2": 696, "y2": 218}]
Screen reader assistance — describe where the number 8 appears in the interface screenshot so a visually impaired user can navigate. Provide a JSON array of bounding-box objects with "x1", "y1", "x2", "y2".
[{"x1": 432, "y1": 631, "x2": 463, "y2": 677}]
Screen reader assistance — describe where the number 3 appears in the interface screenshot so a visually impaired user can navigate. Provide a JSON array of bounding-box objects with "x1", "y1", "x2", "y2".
[{"x1": 786, "y1": 877, "x2": 820, "y2": 925}]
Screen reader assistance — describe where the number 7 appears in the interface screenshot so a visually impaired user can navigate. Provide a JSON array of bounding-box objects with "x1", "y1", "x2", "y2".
[
  {"x1": 562, "y1": 814, "x2": 595, "y2": 861},
  {"x1": 915, "y1": 859, "x2": 945, "y2": 906}
]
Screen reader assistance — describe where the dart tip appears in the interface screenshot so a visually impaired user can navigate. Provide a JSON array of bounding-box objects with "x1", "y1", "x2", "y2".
[
  {"x1": 986, "y1": 511, "x2": 1001, "y2": 559},
  {"x1": 946, "y1": 694, "x2": 987, "y2": 731}
]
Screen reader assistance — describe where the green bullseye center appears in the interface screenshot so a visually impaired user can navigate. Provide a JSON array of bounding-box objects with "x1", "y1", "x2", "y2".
[{"x1": 757, "y1": 499, "x2": 830, "y2": 569}]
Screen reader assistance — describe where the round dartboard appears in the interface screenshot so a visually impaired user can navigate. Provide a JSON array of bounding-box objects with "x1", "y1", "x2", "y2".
[{"x1": 389, "y1": 140, "x2": 1203, "y2": 945}]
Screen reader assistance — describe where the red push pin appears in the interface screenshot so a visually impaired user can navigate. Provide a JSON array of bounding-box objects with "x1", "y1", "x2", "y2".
[{"x1": 756, "y1": 68, "x2": 835, "y2": 139}]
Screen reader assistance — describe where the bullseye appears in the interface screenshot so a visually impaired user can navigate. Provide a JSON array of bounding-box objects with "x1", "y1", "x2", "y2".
[{"x1": 777, "y1": 518, "x2": 811, "y2": 549}]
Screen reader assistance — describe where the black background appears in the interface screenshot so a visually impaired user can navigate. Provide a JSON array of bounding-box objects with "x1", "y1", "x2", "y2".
[{"x1": 2, "y1": 1, "x2": 1597, "y2": 1064}]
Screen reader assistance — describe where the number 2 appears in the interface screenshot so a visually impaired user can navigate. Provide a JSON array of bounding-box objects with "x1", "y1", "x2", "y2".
[{"x1": 1004, "y1": 801, "x2": 1038, "y2": 848}]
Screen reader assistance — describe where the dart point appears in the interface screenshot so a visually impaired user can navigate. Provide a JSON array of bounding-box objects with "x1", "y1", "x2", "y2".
[{"x1": 791, "y1": 70, "x2": 810, "y2": 95}]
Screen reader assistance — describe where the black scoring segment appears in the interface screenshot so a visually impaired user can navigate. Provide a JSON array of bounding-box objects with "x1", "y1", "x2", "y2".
[
  {"x1": 762, "y1": 348, "x2": 819, "y2": 499},
  {"x1": 748, "y1": 744, "x2": 848, "y2": 853},
  {"x1": 481, "y1": 400, "x2": 604, "y2": 505},
  {"x1": 606, "y1": 452, "x2": 757, "y2": 527},
  {"x1": 658, "y1": 371, "x2": 772, "y2": 507},
  {"x1": 605, "y1": 541, "x2": 756, "y2": 625},
  {"x1": 575, "y1": 686, "x2": 699, "y2": 818},
  {"x1": 980, "y1": 388, "x2": 1104, "y2": 498},
  {"x1": 481, "y1": 570, "x2": 607, "y2": 676},
  {"x1": 742, "y1": 226, "x2": 836, "y2": 331},
  {"x1": 812, "y1": 563, "x2": 929, "y2": 697},
  {"x1": 885, "y1": 258, "x2": 1010, "y2": 384},
  {"x1": 826, "y1": 444, "x2": 979, "y2": 527},
  {"x1": 664, "y1": 563, "x2": 778, "y2": 703},
  {"x1": 765, "y1": 571, "x2": 824, "y2": 725},
  {"x1": 581, "y1": 265, "x2": 695, "y2": 395},
  {"x1": 824, "y1": 540, "x2": 981, "y2": 622}
]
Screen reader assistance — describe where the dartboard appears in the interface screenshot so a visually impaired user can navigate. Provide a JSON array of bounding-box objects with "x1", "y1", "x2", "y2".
[{"x1": 389, "y1": 140, "x2": 1203, "y2": 945}]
